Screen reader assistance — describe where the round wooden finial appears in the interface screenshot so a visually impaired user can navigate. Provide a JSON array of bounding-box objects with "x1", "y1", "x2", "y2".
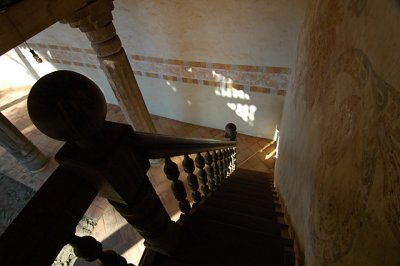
[
  {"x1": 224, "y1": 123, "x2": 237, "y2": 141},
  {"x1": 27, "y1": 70, "x2": 107, "y2": 142}
]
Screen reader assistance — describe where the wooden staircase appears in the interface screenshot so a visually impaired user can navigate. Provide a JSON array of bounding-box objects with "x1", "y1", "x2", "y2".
[
  {"x1": 141, "y1": 168, "x2": 294, "y2": 266},
  {"x1": 0, "y1": 71, "x2": 295, "y2": 266}
]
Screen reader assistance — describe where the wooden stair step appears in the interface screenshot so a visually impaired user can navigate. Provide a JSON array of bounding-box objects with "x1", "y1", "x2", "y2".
[
  {"x1": 204, "y1": 197, "x2": 283, "y2": 219},
  {"x1": 216, "y1": 185, "x2": 278, "y2": 200},
  {"x1": 209, "y1": 192, "x2": 281, "y2": 209},
  {"x1": 177, "y1": 217, "x2": 288, "y2": 265},
  {"x1": 229, "y1": 174, "x2": 274, "y2": 185},
  {"x1": 223, "y1": 179, "x2": 275, "y2": 191},
  {"x1": 232, "y1": 168, "x2": 274, "y2": 180},
  {"x1": 194, "y1": 204, "x2": 287, "y2": 234}
]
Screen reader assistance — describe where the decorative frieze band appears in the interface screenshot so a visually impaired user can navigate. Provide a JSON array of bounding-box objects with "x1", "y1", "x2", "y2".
[{"x1": 27, "y1": 43, "x2": 289, "y2": 96}]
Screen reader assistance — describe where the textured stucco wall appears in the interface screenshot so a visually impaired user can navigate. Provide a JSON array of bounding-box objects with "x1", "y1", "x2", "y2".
[
  {"x1": 15, "y1": 0, "x2": 307, "y2": 138},
  {"x1": 275, "y1": 0, "x2": 400, "y2": 265}
]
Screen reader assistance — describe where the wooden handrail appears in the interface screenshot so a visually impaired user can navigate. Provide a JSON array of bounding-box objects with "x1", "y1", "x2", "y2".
[{"x1": 132, "y1": 132, "x2": 236, "y2": 159}]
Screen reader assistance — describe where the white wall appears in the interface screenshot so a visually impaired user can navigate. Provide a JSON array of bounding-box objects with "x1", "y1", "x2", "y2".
[
  {"x1": 2, "y1": 0, "x2": 307, "y2": 138},
  {"x1": 137, "y1": 76, "x2": 284, "y2": 138}
]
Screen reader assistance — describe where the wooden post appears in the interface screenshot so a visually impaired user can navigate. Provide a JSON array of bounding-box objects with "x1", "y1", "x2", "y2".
[
  {"x1": 27, "y1": 70, "x2": 178, "y2": 255},
  {"x1": 63, "y1": 0, "x2": 156, "y2": 133},
  {"x1": 0, "y1": 111, "x2": 47, "y2": 171}
]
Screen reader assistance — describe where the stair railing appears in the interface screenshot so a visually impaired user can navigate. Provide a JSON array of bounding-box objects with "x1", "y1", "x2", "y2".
[
  {"x1": 0, "y1": 71, "x2": 237, "y2": 265},
  {"x1": 133, "y1": 129, "x2": 237, "y2": 214}
]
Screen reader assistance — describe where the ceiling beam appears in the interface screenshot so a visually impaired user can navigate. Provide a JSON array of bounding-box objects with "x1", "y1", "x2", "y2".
[{"x1": 0, "y1": 0, "x2": 89, "y2": 55}]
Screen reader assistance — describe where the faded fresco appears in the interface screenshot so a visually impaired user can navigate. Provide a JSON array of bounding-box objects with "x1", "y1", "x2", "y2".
[{"x1": 275, "y1": 0, "x2": 400, "y2": 265}]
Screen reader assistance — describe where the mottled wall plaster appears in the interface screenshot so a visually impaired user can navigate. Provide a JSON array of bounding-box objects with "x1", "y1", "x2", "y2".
[
  {"x1": 19, "y1": 0, "x2": 306, "y2": 138},
  {"x1": 275, "y1": 0, "x2": 400, "y2": 265},
  {"x1": 137, "y1": 78, "x2": 285, "y2": 138}
]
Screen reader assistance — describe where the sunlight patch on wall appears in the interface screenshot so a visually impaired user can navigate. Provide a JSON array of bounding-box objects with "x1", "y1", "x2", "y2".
[
  {"x1": 227, "y1": 102, "x2": 257, "y2": 126},
  {"x1": 166, "y1": 80, "x2": 177, "y2": 92}
]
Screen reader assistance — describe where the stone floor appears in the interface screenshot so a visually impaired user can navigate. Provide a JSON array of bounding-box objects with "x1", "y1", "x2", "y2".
[{"x1": 0, "y1": 86, "x2": 275, "y2": 265}]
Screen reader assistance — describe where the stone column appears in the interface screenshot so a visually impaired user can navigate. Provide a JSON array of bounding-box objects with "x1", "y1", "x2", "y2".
[
  {"x1": 0, "y1": 112, "x2": 47, "y2": 171},
  {"x1": 63, "y1": 0, "x2": 156, "y2": 133}
]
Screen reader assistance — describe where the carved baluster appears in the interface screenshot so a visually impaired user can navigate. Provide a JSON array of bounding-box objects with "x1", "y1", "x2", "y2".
[
  {"x1": 219, "y1": 150, "x2": 225, "y2": 181},
  {"x1": 224, "y1": 149, "x2": 230, "y2": 177},
  {"x1": 222, "y1": 149, "x2": 229, "y2": 178},
  {"x1": 204, "y1": 151, "x2": 215, "y2": 191},
  {"x1": 70, "y1": 235, "x2": 135, "y2": 266},
  {"x1": 183, "y1": 154, "x2": 201, "y2": 206},
  {"x1": 219, "y1": 149, "x2": 226, "y2": 180},
  {"x1": 232, "y1": 147, "x2": 237, "y2": 171},
  {"x1": 228, "y1": 148, "x2": 234, "y2": 175},
  {"x1": 212, "y1": 151, "x2": 221, "y2": 186},
  {"x1": 164, "y1": 157, "x2": 191, "y2": 214},
  {"x1": 195, "y1": 152, "x2": 209, "y2": 197}
]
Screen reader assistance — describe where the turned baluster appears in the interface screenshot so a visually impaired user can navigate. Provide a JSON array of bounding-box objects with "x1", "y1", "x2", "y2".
[
  {"x1": 164, "y1": 157, "x2": 191, "y2": 214},
  {"x1": 223, "y1": 149, "x2": 230, "y2": 177},
  {"x1": 218, "y1": 150, "x2": 226, "y2": 181},
  {"x1": 232, "y1": 147, "x2": 237, "y2": 171},
  {"x1": 183, "y1": 154, "x2": 201, "y2": 206},
  {"x1": 212, "y1": 151, "x2": 221, "y2": 186},
  {"x1": 195, "y1": 152, "x2": 209, "y2": 197},
  {"x1": 228, "y1": 148, "x2": 234, "y2": 175},
  {"x1": 204, "y1": 151, "x2": 216, "y2": 191},
  {"x1": 70, "y1": 235, "x2": 135, "y2": 266},
  {"x1": 218, "y1": 149, "x2": 226, "y2": 180}
]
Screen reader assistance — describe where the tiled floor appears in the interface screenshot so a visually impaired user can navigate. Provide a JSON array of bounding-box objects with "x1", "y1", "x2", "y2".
[{"x1": 0, "y1": 86, "x2": 275, "y2": 265}]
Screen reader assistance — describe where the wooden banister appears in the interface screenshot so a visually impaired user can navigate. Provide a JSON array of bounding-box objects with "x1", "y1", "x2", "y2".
[
  {"x1": 132, "y1": 132, "x2": 236, "y2": 159},
  {"x1": 1, "y1": 70, "x2": 238, "y2": 265}
]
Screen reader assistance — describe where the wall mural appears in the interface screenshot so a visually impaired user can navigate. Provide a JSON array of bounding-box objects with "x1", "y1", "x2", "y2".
[
  {"x1": 286, "y1": 0, "x2": 400, "y2": 264},
  {"x1": 310, "y1": 48, "x2": 400, "y2": 264}
]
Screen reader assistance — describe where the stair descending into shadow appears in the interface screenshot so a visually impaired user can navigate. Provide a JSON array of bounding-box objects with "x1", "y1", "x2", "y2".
[{"x1": 140, "y1": 168, "x2": 294, "y2": 266}]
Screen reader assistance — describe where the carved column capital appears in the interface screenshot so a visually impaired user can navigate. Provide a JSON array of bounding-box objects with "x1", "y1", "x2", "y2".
[{"x1": 63, "y1": 0, "x2": 157, "y2": 133}]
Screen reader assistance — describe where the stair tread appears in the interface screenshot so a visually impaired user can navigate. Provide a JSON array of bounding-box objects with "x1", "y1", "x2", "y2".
[
  {"x1": 229, "y1": 176, "x2": 273, "y2": 186},
  {"x1": 207, "y1": 192, "x2": 279, "y2": 210},
  {"x1": 177, "y1": 217, "x2": 286, "y2": 265},
  {"x1": 194, "y1": 204, "x2": 287, "y2": 234},
  {"x1": 219, "y1": 181, "x2": 276, "y2": 191},
  {"x1": 216, "y1": 185, "x2": 277, "y2": 199},
  {"x1": 204, "y1": 196, "x2": 283, "y2": 219}
]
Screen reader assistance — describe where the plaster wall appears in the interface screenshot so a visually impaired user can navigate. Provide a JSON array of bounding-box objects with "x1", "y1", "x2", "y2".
[
  {"x1": 137, "y1": 77, "x2": 284, "y2": 137},
  {"x1": 275, "y1": 0, "x2": 400, "y2": 265},
  {"x1": 14, "y1": 0, "x2": 307, "y2": 138}
]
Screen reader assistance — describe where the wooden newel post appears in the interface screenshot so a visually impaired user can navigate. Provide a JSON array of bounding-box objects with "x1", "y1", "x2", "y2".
[
  {"x1": 225, "y1": 123, "x2": 237, "y2": 171},
  {"x1": 27, "y1": 71, "x2": 179, "y2": 255},
  {"x1": 224, "y1": 123, "x2": 237, "y2": 141}
]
